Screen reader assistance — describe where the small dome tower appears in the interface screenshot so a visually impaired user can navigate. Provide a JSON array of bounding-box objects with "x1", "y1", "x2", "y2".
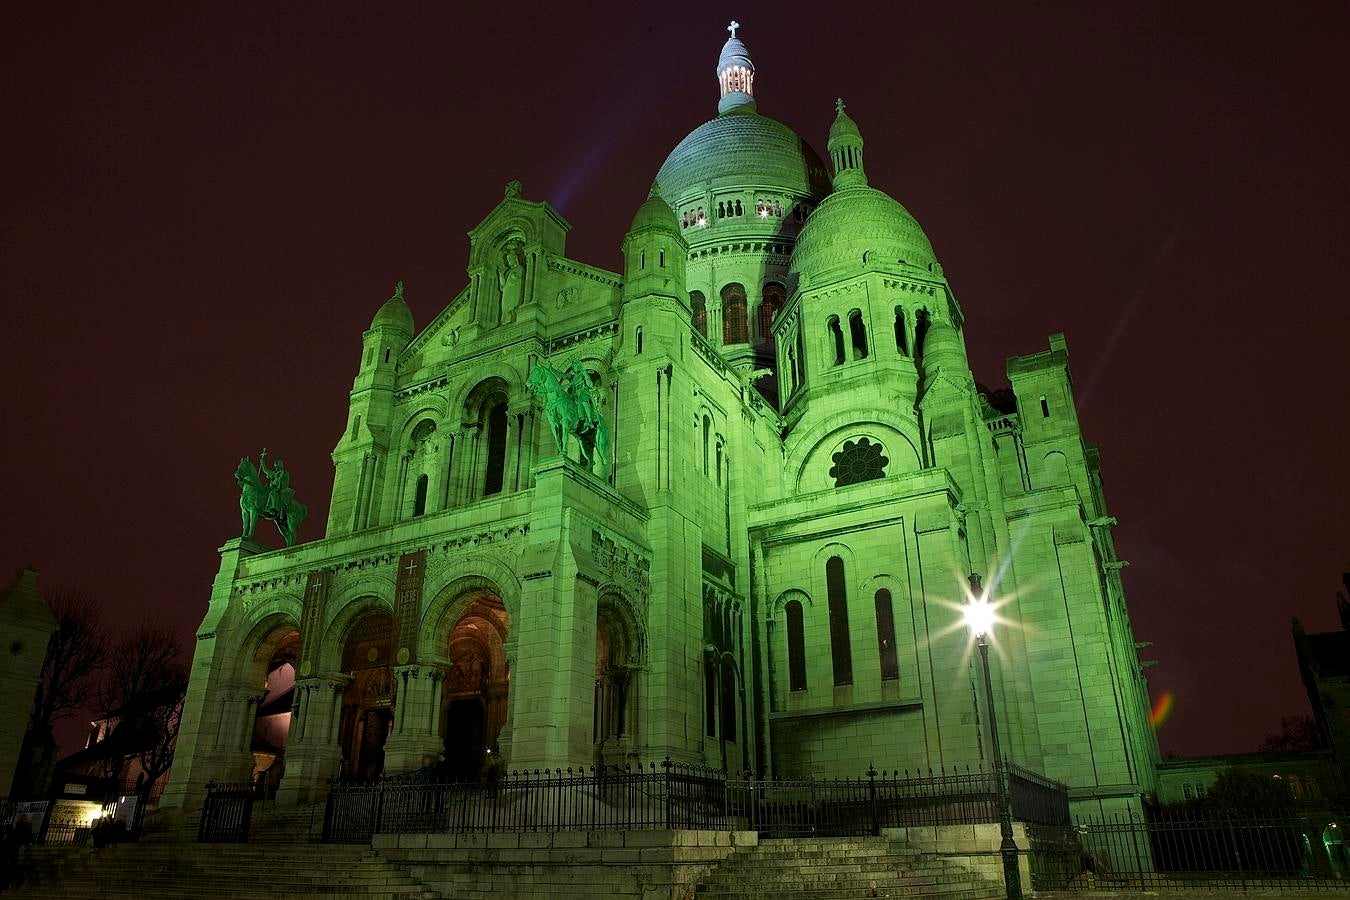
[
  {"x1": 716, "y1": 21, "x2": 756, "y2": 114},
  {"x1": 828, "y1": 99, "x2": 867, "y2": 190},
  {"x1": 621, "y1": 184, "x2": 687, "y2": 306}
]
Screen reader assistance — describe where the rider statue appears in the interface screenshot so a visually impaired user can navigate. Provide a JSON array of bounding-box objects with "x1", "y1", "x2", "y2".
[
  {"x1": 258, "y1": 449, "x2": 295, "y2": 518},
  {"x1": 566, "y1": 362, "x2": 601, "y2": 431}
]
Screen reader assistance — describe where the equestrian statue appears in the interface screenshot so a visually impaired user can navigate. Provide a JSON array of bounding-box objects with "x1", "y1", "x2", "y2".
[
  {"x1": 236, "y1": 448, "x2": 308, "y2": 546},
  {"x1": 526, "y1": 361, "x2": 611, "y2": 479}
]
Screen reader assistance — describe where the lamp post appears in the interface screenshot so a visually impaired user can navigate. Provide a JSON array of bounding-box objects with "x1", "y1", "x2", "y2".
[{"x1": 964, "y1": 573, "x2": 1023, "y2": 900}]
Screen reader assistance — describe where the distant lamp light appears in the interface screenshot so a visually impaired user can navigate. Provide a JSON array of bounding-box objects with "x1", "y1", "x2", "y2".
[
  {"x1": 697, "y1": 216, "x2": 707, "y2": 228},
  {"x1": 759, "y1": 209, "x2": 770, "y2": 218}
]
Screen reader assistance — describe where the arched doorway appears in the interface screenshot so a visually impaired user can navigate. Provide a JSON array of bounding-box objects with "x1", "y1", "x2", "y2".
[
  {"x1": 440, "y1": 595, "x2": 509, "y2": 780},
  {"x1": 246, "y1": 624, "x2": 299, "y2": 795},
  {"x1": 337, "y1": 609, "x2": 395, "y2": 781},
  {"x1": 594, "y1": 594, "x2": 642, "y2": 766}
]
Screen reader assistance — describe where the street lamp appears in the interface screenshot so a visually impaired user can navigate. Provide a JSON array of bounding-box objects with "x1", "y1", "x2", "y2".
[{"x1": 964, "y1": 573, "x2": 1023, "y2": 900}]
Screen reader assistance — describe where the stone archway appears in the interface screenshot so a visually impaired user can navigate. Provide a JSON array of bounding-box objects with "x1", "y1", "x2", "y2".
[
  {"x1": 337, "y1": 610, "x2": 395, "y2": 780},
  {"x1": 440, "y1": 594, "x2": 509, "y2": 780},
  {"x1": 249, "y1": 627, "x2": 299, "y2": 793},
  {"x1": 594, "y1": 592, "x2": 643, "y2": 766}
]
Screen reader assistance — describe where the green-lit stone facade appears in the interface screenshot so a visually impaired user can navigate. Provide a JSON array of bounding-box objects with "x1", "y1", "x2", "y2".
[{"x1": 164, "y1": 27, "x2": 1158, "y2": 818}]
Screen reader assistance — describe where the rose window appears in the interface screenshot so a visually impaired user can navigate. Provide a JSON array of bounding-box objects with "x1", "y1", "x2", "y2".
[{"x1": 829, "y1": 438, "x2": 888, "y2": 487}]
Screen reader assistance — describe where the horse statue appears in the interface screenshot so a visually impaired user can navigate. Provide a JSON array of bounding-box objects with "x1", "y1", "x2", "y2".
[
  {"x1": 235, "y1": 449, "x2": 308, "y2": 546},
  {"x1": 526, "y1": 362, "x2": 611, "y2": 479}
]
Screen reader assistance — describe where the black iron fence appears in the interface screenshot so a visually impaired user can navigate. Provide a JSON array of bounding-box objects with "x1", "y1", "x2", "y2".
[
  {"x1": 1030, "y1": 811, "x2": 1350, "y2": 892},
  {"x1": 197, "y1": 782, "x2": 257, "y2": 842},
  {"x1": 321, "y1": 761, "x2": 1070, "y2": 843}
]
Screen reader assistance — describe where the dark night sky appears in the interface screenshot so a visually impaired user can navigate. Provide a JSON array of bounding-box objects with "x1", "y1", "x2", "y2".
[{"x1": 3, "y1": 1, "x2": 1347, "y2": 759}]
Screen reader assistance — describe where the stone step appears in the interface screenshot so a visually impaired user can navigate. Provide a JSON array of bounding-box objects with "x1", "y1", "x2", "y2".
[{"x1": 695, "y1": 889, "x2": 998, "y2": 900}]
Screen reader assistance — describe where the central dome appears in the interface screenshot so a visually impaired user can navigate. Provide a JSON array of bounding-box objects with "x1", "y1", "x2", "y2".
[{"x1": 654, "y1": 107, "x2": 832, "y2": 207}]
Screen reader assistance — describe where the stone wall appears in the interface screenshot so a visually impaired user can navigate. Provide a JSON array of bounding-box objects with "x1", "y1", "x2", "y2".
[{"x1": 882, "y1": 822, "x2": 1032, "y2": 889}]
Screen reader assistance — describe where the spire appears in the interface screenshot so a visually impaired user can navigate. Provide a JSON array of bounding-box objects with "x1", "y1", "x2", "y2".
[
  {"x1": 827, "y1": 98, "x2": 867, "y2": 189},
  {"x1": 716, "y1": 21, "x2": 755, "y2": 114}
]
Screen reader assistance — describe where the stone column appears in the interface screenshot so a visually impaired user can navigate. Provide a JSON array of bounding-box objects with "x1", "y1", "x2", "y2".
[
  {"x1": 276, "y1": 674, "x2": 349, "y2": 806},
  {"x1": 383, "y1": 665, "x2": 444, "y2": 774}
]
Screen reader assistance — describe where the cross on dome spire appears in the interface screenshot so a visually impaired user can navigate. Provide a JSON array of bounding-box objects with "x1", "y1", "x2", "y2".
[
  {"x1": 835, "y1": 98, "x2": 845, "y2": 115},
  {"x1": 716, "y1": 20, "x2": 755, "y2": 114}
]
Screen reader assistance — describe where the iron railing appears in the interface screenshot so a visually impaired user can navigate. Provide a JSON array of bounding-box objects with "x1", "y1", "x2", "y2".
[
  {"x1": 197, "y1": 781, "x2": 257, "y2": 842},
  {"x1": 1030, "y1": 810, "x2": 1349, "y2": 892},
  {"x1": 321, "y1": 761, "x2": 1070, "y2": 843}
]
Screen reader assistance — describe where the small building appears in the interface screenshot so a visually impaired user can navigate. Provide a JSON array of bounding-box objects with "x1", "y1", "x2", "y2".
[{"x1": 1294, "y1": 574, "x2": 1350, "y2": 791}]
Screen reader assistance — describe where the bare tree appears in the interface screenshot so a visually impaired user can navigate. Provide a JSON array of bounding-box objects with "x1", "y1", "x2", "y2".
[
  {"x1": 99, "y1": 624, "x2": 188, "y2": 804},
  {"x1": 1259, "y1": 714, "x2": 1323, "y2": 752},
  {"x1": 13, "y1": 591, "x2": 108, "y2": 797}
]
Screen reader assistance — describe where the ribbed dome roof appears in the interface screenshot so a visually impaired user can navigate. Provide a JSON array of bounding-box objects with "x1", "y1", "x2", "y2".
[
  {"x1": 790, "y1": 186, "x2": 937, "y2": 283},
  {"x1": 370, "y1": 284, "x2": 413, "y2": 335},
  {"x1": 655, "y1": 108, "x2": 832, "y2": 207},
  {"x1": 629, "y1": 186, "x2": 680, "y2": 234}
]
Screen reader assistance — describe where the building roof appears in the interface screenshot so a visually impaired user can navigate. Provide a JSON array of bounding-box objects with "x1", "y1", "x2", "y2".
[
  {"x1": 1305, "y1": 631, "x2": 1350, "y2": 677},
  {"x1": 655, "y1": 108, "x2": 831, "y2": 208},
  {"x1": 791, "y1": 185, "x2": 937, "y2": 285}
]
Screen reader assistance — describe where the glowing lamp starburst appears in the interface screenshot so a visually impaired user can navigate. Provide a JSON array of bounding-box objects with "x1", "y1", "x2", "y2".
[{"x1": 963, "y1": 596, "x2": 997, "y2": 639}]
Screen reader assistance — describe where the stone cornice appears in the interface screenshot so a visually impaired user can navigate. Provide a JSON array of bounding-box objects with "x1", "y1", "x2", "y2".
[
  {"x1": 547, "y1": 321, "x2": 618, "y2": 354},
  {"x1": 545, "y1": 254, "x2": 622, "y2": 288},
  {"x1": 404, "y1": 286, "x2": 470, "y2": 358}
]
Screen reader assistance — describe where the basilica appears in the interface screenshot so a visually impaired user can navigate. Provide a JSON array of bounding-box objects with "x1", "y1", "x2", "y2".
[{"x1": 163, "y1": 24, "x2": 1158, "y2": 819}]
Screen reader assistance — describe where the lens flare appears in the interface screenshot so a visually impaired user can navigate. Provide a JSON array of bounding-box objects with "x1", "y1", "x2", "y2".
[{"x1": 1151, "y1": 690, "x2": 1174, "y2": 729}]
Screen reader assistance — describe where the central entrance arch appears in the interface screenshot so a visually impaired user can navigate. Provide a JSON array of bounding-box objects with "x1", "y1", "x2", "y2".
[
  {"x1": 337, "y1": 609, "x2": 395, "y2": 781},
  {"x1": 440, "y1": 594, "x2": 509, "y2": 780}
]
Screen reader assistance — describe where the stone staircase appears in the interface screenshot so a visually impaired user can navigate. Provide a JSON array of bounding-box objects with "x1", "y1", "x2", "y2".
[
  {"x1": 6, "y1": 840, "x2": 438, "y2": 900},
  {"x1": 694, "y1": 836, "x2": 1006, "y2": 900}
]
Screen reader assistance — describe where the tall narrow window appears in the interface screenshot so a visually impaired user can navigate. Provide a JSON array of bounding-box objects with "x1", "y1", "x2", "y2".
[
  {"x1": 350, "y1": 415, "x2": 362, "y2": 440},
  {"x1": 760, "y1": 283, "x2": 786, "y2": 343},
  {"x1": 483, "y1": 399, "x2": 508, "y2": 496},
  {"x1": 849, "y1": 310, "x2": 868, "y2": 359},
  {"x1": 640, "y1": 250, "x2": 645, "y2": 269},
  {"x1": 384, "y1": 348, "x2": 390, "y2": 363},
  {"x1": 635, "y1": 326, "x2": 643, "y2": 355},
  {"x1": 826, "y1": 556, "x2": 852, "y2": 686},
  {"x1": 828, "y1": 316, "x2": 845, "y2": 366},
  {"x1": 691, "y1": 291, "x2": 707, "y2": 336},
  {"x1": 722, "y1": 284, "x2": 748, "y2": 344},
  {"x1": 718, "y1": 201, "x2": 726, "y2": 219},
  {"x1": 1040, "y1": 396, "x2": 1050, "y2": 418},
  {"x1": 894, "y1": 307, "x2": 908, "y2": 355},
  {"x1": 875, "y1": 589, "x2": 898, "y2": 681},
  {"x1": 795, "y1": 328, "x2": 807, "y2": 389},
  {"x1": 412, "y1": 474, "x2": 429, "y2": 517},
  {"x1": 786, "y1": 600, "x2": 807, "y2": 692},
  {"x1": 734, "y1": 199, "x2": 743, "y2": 216},
  {"x1": 659, "y1": 249, "x2": 665, "y2": 267},
  {"x1": 702, "y1": 415, "x2": 711, "y2": 475},
  {"x1": 705, "y1": 664, "x2": 717, "y2": 737},
  {"x1": 719, "y1": 661, "x2": 737, "y2": 741}
]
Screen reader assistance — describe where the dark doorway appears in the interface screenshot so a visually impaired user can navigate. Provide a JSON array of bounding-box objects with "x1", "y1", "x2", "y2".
[{"x1": 443, "y1": 699, "x2": 486, "y2": 780}]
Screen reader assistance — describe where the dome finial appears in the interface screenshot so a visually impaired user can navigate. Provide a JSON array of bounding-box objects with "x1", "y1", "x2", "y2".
[
  {"x1": 828, "y1": 99, "x2": 867, "y2": 189},
  {"x1": 716, "y1": 21, "x2": 755, "y2": 114}
]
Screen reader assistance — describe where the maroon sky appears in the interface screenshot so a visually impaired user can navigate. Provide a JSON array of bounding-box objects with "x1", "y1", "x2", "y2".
[{"x1": 4, "y1": 2, "x2": 1347, "y2": 759}]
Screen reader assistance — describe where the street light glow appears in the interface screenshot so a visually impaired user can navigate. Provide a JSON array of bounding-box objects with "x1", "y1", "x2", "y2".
[{"x1": 964, "y1": 596, "x2": 997, "y2": 638}]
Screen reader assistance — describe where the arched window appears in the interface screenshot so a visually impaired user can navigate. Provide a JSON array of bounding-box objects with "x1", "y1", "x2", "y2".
[
  {"x1": 722, "y1": 284, "x2": 748, "y2": 344},
  {"x1": 715, "y1": 441, "x2": 723, "y2": 486},
  {"x1": 734, "y1": 199, "x2": 743, "y2": 216},
  {"x1": 640, "y1": 250, "x2": 646, "y2": 269},
  {"x1": 830, "y1": 438, "x2": 889, "y2": 487},
  {"x1": 849, "y1": 309, "x2": 868, "y2": 359},
  {"x1": 702, "y1": 414, "x2": 711, "y2": 475},
  {"x1": 759, "y1": 283, "x2": 786, "y2": 343},
  {"x1": 483, "y1": 398, "x2": 508, "y2": 496},
  {"x1": 786, "y1": 600, "x2": 806, "y2": 692},
  {"x1": 659, "y1": 249, "x2": 665, "y2": 267},
  {"x1": 635, "y1": 326, "x2": 643, "y2": 355},
  {"x1": 826, "y1": 556, "x2": 852, "y2": 686},
  {"x1": 718, "y1": 201, "x2": 726, "y2": 219},
  {"x1": 774, "y1": 199, "x2": 782, "y2": 217},
  {"x1": 719, "y1": 659, "x2": 737, "y2": 741},
  {"x1": 875, "y1": 589, "x2": 898, "y2": 681},
  {"x1": 412, "y1": 474, "x2": 429, "y2": 517},
  {"x1": 894, "y1": 307, "x2": 908, "y2": 355},
  {"x1": 794, "y1": 328, "x2": 807, "y2": 390},
  {"x1": 691, "y1": 291, "x2": 708, "y2": 336},
  {"x1": 828, "y1": 316, "x2": 845, "y2": 366}
]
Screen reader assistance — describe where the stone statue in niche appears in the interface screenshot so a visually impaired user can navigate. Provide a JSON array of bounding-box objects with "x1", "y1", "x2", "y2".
[{"x1": 497, "y1": 242, "x2": 526, "y2": 318}]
